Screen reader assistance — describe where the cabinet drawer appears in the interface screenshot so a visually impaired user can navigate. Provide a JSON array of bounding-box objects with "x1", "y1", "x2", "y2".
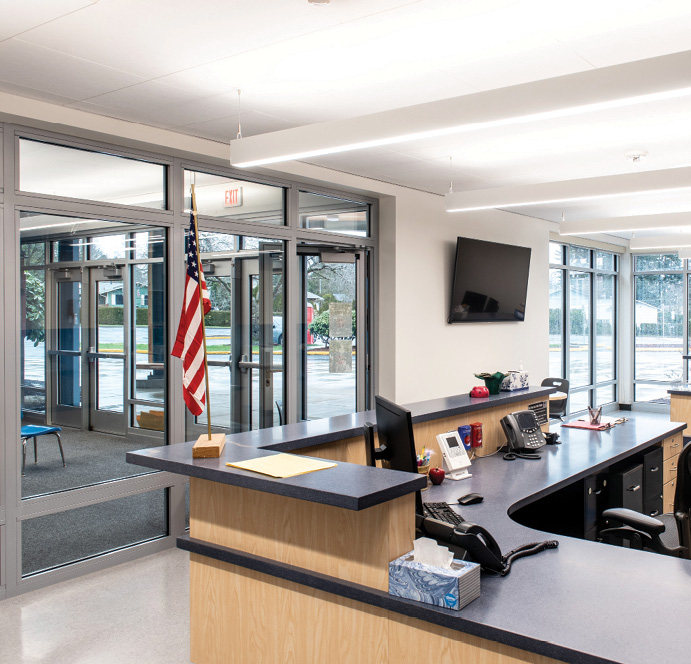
[
  {"x1": 643, "y1": 495, "x2": 663, "y2": 519},
  {"x1": 611, "y1": 464, "x2": 644, "y2": 513},
  {"x1": 664, "y1": 455, "x2": 679, "y2": 485},
  {"x1": 664, "y1": 479, "x2": 676, "y2": 514},
  {"x1": 643, "y1": 447, "x2": 663, "y2": 500},
  {"x1": 663, "y1": 434, "x2": 683, "y2": 461}
]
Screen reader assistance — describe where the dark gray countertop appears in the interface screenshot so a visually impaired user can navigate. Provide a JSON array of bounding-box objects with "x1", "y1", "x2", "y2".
[
  {"x1": 176, "y1": 386, "x2": 554, "y2": 454},
  {"x1": 668, "y1": 386, "x2": 691, "y2": 395},
  {"x1": 126, "y1": 440, "x2": 426, "y2": 510},
  {"x1": 176, "y1": 411, "x2": 690, "y2": 664}
]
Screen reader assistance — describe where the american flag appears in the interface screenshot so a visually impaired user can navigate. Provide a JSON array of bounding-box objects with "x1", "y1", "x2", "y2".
[{"x1": 172, "y1": 209, "x2": 211, "y2": 416}]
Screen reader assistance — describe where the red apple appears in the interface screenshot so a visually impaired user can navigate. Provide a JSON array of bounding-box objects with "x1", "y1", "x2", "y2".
[{"x1": 429, "y1": 467, "x2": 445, "y2": 485}]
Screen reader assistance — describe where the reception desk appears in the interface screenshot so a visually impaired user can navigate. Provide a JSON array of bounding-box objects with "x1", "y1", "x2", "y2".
[{"x1": 127, "y1": 391, "x2": 690, "y2": 664}]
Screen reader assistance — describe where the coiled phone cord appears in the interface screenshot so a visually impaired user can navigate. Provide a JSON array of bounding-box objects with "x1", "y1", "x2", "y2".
[{"x1": 499, "y1": 540, "x2": 559, "y2": 576}]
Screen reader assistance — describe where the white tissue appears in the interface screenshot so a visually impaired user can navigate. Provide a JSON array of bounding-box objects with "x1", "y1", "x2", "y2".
[{"x1": 413, "y1": 537, "x2": 454, "y2": 569}]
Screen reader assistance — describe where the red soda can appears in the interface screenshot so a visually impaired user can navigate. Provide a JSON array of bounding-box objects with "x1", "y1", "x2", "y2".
[{"x1": 470, "y1": 422, "x2": 483, "y2": 448}]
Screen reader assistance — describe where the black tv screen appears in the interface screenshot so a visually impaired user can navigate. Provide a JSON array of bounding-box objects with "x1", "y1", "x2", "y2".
[{"x1": 448, "y1": 237, "x2": 531, "y2": 323}]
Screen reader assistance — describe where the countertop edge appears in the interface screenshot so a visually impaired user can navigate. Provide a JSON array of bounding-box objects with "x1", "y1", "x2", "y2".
[
  {"x1": 178, "y1": 535, "x2": 615, "y2": 664},
  {"x1": 125, "y1": 451, "x2": 427, "y2": 511}
]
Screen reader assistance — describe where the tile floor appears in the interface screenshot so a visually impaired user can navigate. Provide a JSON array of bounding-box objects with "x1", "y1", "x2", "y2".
[{"x1": 0, "y1": 548, "x2": 190, "y2": 664}]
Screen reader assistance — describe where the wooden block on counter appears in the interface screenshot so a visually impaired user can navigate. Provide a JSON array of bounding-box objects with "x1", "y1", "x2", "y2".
[{"x1": 193, "y1": 433, "x2": 226, "y2": 458}]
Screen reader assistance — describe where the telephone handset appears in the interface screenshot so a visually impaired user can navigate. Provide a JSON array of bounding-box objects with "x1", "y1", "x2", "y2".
[
  {"x1": 416, "y1": 514, "x2": 558, "y2": 576},
  {"x1": 500, "y1": 410, "x2": 546, "y2": 459}
]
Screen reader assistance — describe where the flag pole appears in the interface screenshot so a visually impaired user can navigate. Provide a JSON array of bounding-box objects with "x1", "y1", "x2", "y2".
[{"x1": 191, "y1": 183, "x2": 213, "y2": 442}]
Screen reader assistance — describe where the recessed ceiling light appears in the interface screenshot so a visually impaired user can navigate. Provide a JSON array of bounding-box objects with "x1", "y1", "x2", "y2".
[{"x1": 308, "y1": 0, "x2": 330, "y2": 5}]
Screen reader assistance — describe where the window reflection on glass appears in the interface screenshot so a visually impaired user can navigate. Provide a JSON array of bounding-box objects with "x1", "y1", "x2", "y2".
[
  {"x1": 635, "y1": 254, "x2": 683, "y2": 271},
  {"x1": 635, "y1": 383, "x2": 669, "y2": 404},
  {"x1": 183, "y1": 170, "x2": 284, "y2": 224},
  {"x1": 549, "y1": 269, "x2": 563, "y2": 378},
  {"x1": 596, "y1": 251, "x2": 615, "y2": 271},
  {"x1": 22, "y1": 267, "x2": 46, "y2": 413},
  {"x1": 19, "y1": 138, "x2": 167, "y2": 209},
  {"x1": 569, "y1": 246, "x2": 590, "y2": 268},
  {"x1": 569, "y1": 271, "x2": 591, "y2": 388},
  {"x1": 299, "y1": 191, "x2": 369, "y2": 237},
  {"x1": 634, "y1": 273, "x2": 682, "y2": 384},
  {"x1": 91, "y1": 234, "x2": 127, "y2": 260}
]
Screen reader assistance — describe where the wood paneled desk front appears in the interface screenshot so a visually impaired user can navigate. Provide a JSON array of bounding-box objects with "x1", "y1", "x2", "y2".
[{"x1": 128, "y1": 393, "x2": 689, "y2": 664}]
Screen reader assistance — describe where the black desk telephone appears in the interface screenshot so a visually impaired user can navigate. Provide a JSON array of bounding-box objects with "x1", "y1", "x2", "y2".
[
  {"x1": 416, "y1": 514, "x2": 558, "y2": 576},
  {"x1": 500, "y1": 410, "x2": 546, "y2": 459}
]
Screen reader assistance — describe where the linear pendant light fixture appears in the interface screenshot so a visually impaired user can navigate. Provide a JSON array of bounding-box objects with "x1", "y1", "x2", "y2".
[
  {"x1": 630, "y1": 234, "x2": 691, "y2": 251},
  {"x1": 230, "y1": 50, "x2": 691, "y2": 169},
  {"x1": 446, "y1": 166, "x2": 691, "y2": 213},
  {"x1": 560, "y1": 211, "x2": 691, "y2": 236}
]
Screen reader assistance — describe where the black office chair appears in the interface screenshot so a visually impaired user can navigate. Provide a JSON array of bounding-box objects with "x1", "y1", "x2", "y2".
[
  {"x1": 275, "y1": 400, "x2": 283, "y2": 426},
  {"x1": 541, "y1": 378, "x2": 569, "y2": 420},
  {"x1": 599, "y1": 441, "x2": 691, "y2": 559}
]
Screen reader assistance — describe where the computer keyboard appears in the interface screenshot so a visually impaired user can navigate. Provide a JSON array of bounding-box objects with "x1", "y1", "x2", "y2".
[{"x1": 422, "y1": 502, "x2": 464, "y2": 527}]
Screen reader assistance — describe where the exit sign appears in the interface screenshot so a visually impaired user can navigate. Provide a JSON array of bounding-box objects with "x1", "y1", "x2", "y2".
[{"x1": 224, "y1": 187, "x2": 243, "y2": 207}]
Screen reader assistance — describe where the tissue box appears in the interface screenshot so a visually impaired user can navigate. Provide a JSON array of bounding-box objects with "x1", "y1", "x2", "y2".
[
  {"x1": 388, "y1": 552, "x2": 481, "y2": 610},
  {"x1": 500, "y1": 371, "x2": 529, "y2": 392}
]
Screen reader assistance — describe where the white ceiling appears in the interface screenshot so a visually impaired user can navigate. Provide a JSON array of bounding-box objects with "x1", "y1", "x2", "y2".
[{"x1": 2, "y1": 0, "x2": 691, "y2": 239}]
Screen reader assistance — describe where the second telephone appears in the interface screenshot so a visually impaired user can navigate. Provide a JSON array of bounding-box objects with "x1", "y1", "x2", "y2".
[{"x1": 500, "y1": 410, "x2": 546, "y2": 456}]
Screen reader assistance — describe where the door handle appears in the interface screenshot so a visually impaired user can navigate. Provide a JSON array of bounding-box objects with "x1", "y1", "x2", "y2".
[
  {"x1": 627, "y1": 485, "x2": 641, "y2": 492},
  {"x1": 650, "y1": 467, "x2": 659, "y2": 472}
]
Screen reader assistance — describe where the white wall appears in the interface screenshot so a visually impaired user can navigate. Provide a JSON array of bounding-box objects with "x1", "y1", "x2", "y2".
[{"x1": 388, "y1": 192, "x2": 550, "y2": 403}]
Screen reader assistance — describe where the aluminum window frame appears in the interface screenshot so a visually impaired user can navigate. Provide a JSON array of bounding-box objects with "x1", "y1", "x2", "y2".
[
  {"x1": 549, "y1": 241, "x2": 619, "y2": 415},
  {"x1": 1, "y1": 121, "x2": 379, "y2": 598}
]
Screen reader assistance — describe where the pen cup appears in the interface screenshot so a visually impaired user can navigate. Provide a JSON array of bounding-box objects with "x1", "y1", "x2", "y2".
[{"x1": 417, "y1": 463, "x2": 430, "y2": 490}]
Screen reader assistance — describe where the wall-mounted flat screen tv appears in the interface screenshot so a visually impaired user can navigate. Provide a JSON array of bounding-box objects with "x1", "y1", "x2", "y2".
[{"x1": 448, "y1": 237, "x2": 531, "y2": 323}]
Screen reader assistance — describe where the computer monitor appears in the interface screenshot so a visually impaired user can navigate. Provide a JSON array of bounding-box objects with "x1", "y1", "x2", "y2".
[{"x1": 374, "y1": 395, "x2": 424, "y2": 515}]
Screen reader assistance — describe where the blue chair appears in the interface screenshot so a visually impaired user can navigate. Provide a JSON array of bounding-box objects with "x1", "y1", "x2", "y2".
[{"x1": 21, "y1": 425, "x2": 66, "y2": 476}]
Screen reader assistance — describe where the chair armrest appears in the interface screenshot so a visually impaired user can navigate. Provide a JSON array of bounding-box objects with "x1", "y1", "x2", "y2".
[{"x1": 602, "y1": 508, "x2": 665, "y2": 536}]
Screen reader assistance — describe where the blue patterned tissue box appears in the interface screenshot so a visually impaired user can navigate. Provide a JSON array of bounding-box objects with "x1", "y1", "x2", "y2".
[
  {"x1": 388, "y1": 552, "x2": 481, "y2": 610},
  {"x1": 500, "y1": 371, "x2": 529, "y2": 392}
]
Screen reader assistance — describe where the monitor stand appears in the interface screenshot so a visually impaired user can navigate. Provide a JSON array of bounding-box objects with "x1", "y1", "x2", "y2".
[{"x1": 446, "y1": 469, "x2": 472, "y2": 481}]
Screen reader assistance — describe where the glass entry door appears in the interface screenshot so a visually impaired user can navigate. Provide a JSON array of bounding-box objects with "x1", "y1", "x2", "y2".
[
  {"x1": 88, "y1": 266, "x2": 128, "y2": 435},
  {"x1": 185, "y1": 237, "x2": 284, "y2": 437},
  {"x1": 49, "y1": 267, "x2": 83, "y2": 429},
  {"x1": 298, "y1": 246, "x2": 369, "y2": 420},
  {"x1": 48, "y1": 265, "x2": 129, "y2": 435}
]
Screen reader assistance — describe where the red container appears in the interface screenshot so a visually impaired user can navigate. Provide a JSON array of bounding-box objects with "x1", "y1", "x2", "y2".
[{"x1": 470, "y1": 422, "x2": 483, "y2": 448}]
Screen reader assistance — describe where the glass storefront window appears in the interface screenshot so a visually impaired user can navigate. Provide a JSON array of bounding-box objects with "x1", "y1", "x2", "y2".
[
  {"x1": 19, "y1": 138, "x2": 167, "y2": 209},
  {"x1": 634, "y1": 273, "x2": 683, "y2": 383},
  {"x1": 569, "y1": 246, "x2": 590, "y2": 268},
  {"x1": 19, "y1": 213, "x2": 167, "y2": 499},
  {"x1": 596, "y1": 274, "x2": 615, "y2": 382},
  {"x1": 549, "y1": 242, "x2": 564, "y2": 265},
  {"x1": 21, "y1": 490, "x2": 167, "y2": 576},
  {"x1": 549, "y1": 269, "x2": 563, "y2": 378},
  {"x1": 299, "y1": 191, "x2": 369, "y2": 237},
  {"x1": 569, "y1": 271, "x2": 591, "y2": 388},
  {"x1": 183, "y1": 170, "x2": 284, "y2": 224},
  {"x1": 634, "y1": 254, "x2": 683, "y2": 271}
]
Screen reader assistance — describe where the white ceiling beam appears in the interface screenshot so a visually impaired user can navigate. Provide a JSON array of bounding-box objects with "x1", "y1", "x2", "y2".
[
  {"x1": 230, "y1": 50, "x2": 691, "y2": 168},
  {"x1": 630, "y1": 234, "x2": 691, "y2": 251},
  {"x1": 560, "y1": 211, "x2": 691, "y2": 236},
  {"x1": 446, "y1": 167, "x2": 691, "y2": 213}
]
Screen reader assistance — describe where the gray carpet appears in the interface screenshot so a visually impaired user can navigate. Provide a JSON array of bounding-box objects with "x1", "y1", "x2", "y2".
[
  {"x1": 22, "y1": 427, "x2": 162, "y2": 498},
  {"x1": 21, "y1": 426, "x2": 168, "y2": 576},
  {"x1": 22, "y1": 490, "x2": 166, "y2": 576}
]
